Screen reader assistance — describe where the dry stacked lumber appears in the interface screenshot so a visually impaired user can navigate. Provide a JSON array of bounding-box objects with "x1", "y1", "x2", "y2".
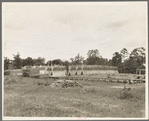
[{"x1": 50, "y1": 80, "x2": 83, "y2": 88}]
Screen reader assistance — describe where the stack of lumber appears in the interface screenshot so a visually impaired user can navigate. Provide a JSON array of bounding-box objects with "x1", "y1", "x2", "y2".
[{"x1": 50, "y1": 80, "x2": 83, "y2": 88}]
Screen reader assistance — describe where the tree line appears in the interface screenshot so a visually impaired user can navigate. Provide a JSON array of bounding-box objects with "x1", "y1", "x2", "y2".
[{"x1": 4, "y1": 47, "x2": 145, "y2": 74}]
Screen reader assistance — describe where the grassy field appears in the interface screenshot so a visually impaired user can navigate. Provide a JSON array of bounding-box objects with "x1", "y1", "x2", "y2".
[{"x1": 4, "y1": 74, "x2": 145, "y2": 117}]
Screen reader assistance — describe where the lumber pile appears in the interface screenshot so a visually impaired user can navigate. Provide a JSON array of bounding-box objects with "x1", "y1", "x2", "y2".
[{"x1": 50, "y1": 80, "x2": 83, "y2": 88}]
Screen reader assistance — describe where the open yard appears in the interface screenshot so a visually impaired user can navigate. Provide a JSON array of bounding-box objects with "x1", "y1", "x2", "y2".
[{"x1": 3, "y1": 74, "x2": 145, "y2": 118}]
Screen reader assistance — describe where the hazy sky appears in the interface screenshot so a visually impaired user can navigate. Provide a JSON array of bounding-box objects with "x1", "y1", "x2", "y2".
[{"x1": 2, "y1": 2, "x2": 147, "y2": 62}]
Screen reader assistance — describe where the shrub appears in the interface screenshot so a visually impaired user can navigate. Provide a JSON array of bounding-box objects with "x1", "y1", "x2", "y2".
[
  {"x1": 4, "y1": 70, "x2": 10, "y2": 75},
  {"x1": 118, "y1": 87, "x2": 145, "y2": 101},
  {"x1": 22, "y1": 72, "x2": 29, "y2": 77},
  {"x1": 119, "y1": 90, "x2": 133, "y2": 99},
  {"x1": 22, "y1": 69, "x2": 30, "y2": 77},
  {"x1": 26, "y1": 66, "x2": 32, "y2": 69}
]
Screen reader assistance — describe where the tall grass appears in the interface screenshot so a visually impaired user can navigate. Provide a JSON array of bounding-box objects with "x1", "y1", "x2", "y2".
[
  {"x1": 4, "y1": 100, "x2": 82, "y2": 117},
  {"x1": 119, "y1": 87, "x2": 145, "y2": 101},
  {"x1": 4, "y1": 75, "x2": 145, "y2": 117},
  {"x1": 4, "y1": 77, "x2": 18, "y2": 85},
  {"x1": 72, "y1": 100, "x2": 110, "y2": 116},
  {"x1": 80, "y1": 86, "x2": 145, "y2": 102}
]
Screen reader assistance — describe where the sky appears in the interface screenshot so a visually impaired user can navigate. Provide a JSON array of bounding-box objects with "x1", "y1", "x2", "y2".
[{"x1": 2, "y1": 2, "x2": 147, "y2": 62}]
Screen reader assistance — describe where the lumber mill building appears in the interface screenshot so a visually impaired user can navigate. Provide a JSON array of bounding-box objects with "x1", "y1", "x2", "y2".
[
  {"x1": 136, "y1": 64, "x2": 146, "y2": 75},
  {"x1": 22, "y1": 65, "x2": 119, "y2": 77},
  {"x1": 136, "y1": 64, "x2": 146, "y2": 79}
]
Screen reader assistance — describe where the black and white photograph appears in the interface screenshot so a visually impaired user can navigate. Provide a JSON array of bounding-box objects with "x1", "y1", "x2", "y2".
[{"x1": 2, "y1": 2, "x2": 148, "y2": 120}]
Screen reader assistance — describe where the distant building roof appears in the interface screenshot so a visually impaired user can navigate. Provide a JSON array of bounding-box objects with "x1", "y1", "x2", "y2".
[
  {"x1": 143, "y1": 64, "x2": 146, "y2": 67},
  {"x1": 137, "y1": 63, "x2": 146, "y2": 70}
]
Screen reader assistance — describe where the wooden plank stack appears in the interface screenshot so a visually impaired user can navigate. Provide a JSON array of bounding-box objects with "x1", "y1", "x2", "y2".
[{"x1": 50, "y1": 80, "x2": 83, "y2": 88}]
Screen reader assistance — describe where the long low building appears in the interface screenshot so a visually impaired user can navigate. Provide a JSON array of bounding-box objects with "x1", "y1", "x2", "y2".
[{"x1": 22, "y1": 65, "x2": 118, "y2": 77}]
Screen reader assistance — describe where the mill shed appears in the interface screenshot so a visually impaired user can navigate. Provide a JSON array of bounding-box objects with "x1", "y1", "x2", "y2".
[{"x1": 136, "y1": 64, "x2": 146, "y2": 75}]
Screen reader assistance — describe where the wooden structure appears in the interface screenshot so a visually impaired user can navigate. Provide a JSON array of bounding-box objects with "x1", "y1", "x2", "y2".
[
  {"x1": 136, "y1": 64, "x2": 146, "y2": 75},
  {"x1": 136, "y1": 64, "x2": 146, "y2": 80},
  {"x1": 22, "y1": 65, "x2": 118, "y2": 78},
  {"x1": 21, "y1": 65, "x2": 145, "y2": 83}
]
